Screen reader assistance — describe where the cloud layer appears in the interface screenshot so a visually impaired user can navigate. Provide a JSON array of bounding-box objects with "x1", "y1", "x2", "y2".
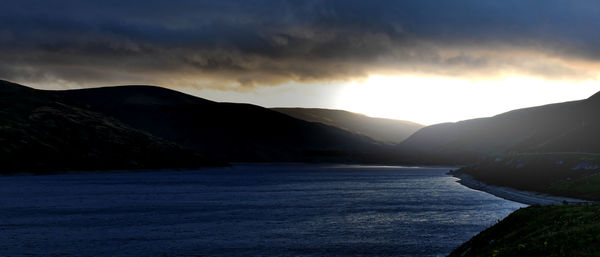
[{"x1": 1, "y1": 0, "x2": 600, "y2": 89}]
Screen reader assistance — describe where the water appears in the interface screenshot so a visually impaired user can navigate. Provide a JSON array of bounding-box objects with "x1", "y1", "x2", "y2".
[{"x1": 0, "y1": 164, "x2": 525, "y2": 256}]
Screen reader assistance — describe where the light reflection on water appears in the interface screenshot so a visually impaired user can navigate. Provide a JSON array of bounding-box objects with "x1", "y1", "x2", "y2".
[{"x1": 0, "y1": 164, "x2": 524, "y2": 256}]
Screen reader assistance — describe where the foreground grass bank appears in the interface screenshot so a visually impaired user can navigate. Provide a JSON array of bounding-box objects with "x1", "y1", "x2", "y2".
[{"x1": 448, "y1": 204, "x2": 600, "y2": 257}]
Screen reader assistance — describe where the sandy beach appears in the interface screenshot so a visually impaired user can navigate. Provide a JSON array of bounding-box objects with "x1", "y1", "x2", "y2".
[{"x1": 453, "y1": 173, "x2": 595, "y2": 206}]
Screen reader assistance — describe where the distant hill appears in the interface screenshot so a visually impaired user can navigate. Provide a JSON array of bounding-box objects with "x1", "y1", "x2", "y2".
[
  {"x1": 55, "y1": 84, "x2": 399, "y2": 163},
  {"x1": 271, "y1": 108, "x2": 423, "y2": 144},
  {"x1": 0, "y1": 80, "x2": 220, "y2": 174},
  {"x1": 398, "y1": 91, "x2": 600, "y2": 164}
]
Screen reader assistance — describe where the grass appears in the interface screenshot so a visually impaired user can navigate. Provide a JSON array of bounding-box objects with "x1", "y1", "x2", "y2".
[
  {"x1": 500, "y1": 152, "x2": 600, "y2": 161},
  {"x1": 458, "y1": 152, "x2": 600, "y2": 200},
  {"x1": 550, "y1": 173, "x2": 600, "y2": 200},
  {"x1": 448, "y1": 204, "x2": 600, "y2": 257}
]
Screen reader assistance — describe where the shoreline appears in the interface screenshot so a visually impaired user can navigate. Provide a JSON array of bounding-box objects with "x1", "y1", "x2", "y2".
[{"x1": 452, "y1": 173, "x2": 594, "y2": 205}]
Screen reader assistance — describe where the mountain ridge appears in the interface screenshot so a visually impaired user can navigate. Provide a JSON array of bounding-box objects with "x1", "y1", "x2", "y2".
[
  {"x1": 271, "y1": 107, "x2": 423, "y2": 144},
  {"x1": 51, "y1": 82, "x2": 401, "y2": 163}
]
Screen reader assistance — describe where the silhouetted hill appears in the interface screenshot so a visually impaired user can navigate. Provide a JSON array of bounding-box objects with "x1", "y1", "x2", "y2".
[
  {"x1": 0, "y1": 80, "x2": 220, "y2": 174},
  {"x1": 271, "y1": 108, "x2": 423, "y2": 144},
  {"x1": 398, "y1": 92, "x2": 600, "y2": 164},
  {"x1": 55, "y1": 85, "x2": 398, "y2": 163}
]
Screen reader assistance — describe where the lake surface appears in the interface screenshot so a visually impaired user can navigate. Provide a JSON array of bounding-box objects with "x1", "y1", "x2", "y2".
[{"x1": 0, "y1": 164, "x2": 524, "y2": 256}]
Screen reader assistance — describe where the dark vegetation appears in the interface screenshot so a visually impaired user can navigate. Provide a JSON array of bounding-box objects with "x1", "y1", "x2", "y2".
[
  {"x1": 453, "y1": 153, "x2": 600, "y2": 200},
  {"x1": 271, "y1": 108, "x2": 423, "y2": 144},
  {"x1": 448, "y1": 204, "x2": 600, "y2": 257}
]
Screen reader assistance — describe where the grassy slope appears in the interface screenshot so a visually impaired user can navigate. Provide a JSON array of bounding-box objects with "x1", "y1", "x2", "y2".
[
  {"x1": 455, "y1": 152, "x2": 600, "y2": 200},
  {"x1": 448, "y1": 205, "x2": 600, "y2": 257},
  {"x1": 551, "y1": 173, "x2": 600, "y2": 200}
]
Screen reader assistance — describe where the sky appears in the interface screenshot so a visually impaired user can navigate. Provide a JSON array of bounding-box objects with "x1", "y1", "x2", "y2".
[{"x1": 1, "y1": 0, "x2": 600, "y2": 124}]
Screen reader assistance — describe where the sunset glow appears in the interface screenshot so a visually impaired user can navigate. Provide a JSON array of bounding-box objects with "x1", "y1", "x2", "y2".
[
  {"x1": 191, "y1": 75, "x2": 600, "y2": 125},
  {"x1": 333, "y1": 75, "x2": 600, "y2": 125}
]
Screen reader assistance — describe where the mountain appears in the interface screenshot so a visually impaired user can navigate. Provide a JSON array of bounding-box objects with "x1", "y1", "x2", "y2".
[
  {"x1": 54, "y1": 84, "x2": 398, "y2": 163},
  {"x1": 0, "y1": 80, "x2": 220, "y2": 174},
  {"x1": 398, "y1": 91, "x2": 600, "y2": 164},
  {"x1": 271, "y1": 108, "x2": 423, "y2": 144}
]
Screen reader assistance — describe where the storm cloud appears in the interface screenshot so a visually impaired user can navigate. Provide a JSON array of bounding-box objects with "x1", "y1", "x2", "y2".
[{"x1": 1, "y1": 0, "x2": 600, "y2": 89}]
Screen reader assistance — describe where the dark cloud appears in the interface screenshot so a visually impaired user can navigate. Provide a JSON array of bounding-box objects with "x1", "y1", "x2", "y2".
[{"x1": 1, "y1": 0, "x2": 599, "y2": 89}]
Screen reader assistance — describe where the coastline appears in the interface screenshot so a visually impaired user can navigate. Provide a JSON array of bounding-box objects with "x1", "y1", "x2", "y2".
[{"x1": 452, "y1": 173, "x2": 594, "y2": 205}]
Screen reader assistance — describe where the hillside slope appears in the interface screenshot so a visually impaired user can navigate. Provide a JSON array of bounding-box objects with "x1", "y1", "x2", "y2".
[
  {"x1": 0, "y1": 80, "x2": 219, "y2": 174},
  {"x1": 448, "y1": 205, "x2": 600, "y2": 257},
  {"x1": 55, "y1": 85, "x2": 398, "y2": 163},
  {"x1": 271, "y1": 108, "x2": 423, "y2": 144},
  {"x1": 452, "y1": 152, "x2": 600, "y2": 201},
  {"x1": 399, "y1": 92, "x2": 600, "y2": 164}
]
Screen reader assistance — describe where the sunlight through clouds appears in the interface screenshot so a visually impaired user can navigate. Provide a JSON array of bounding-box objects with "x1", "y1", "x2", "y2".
[{"x1": 334, "y1": 75, "x2": 600, "y2": 125}]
